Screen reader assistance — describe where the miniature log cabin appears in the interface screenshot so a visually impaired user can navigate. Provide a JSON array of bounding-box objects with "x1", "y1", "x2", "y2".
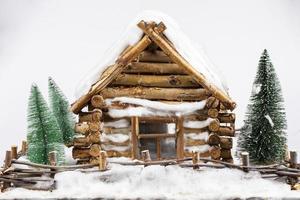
[{"x1": 70, "y1": 19, "x2": 236, "y2": 164}]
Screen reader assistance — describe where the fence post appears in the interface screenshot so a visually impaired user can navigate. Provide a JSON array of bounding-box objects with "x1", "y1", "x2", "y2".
[
  {"x1": 192, "y1": 151, "x2": 200, "y2": 169},
  {"x1": 11, "y1": 146, "x2": 18, "y2": 160},
  {"x1": 21, "y1": 141, "x2": 27, "y2": 155},
  {"x1": 4, "y1": 151, "x2": 12, "y2": 169},
  {"x1": 241, "y1": 152, "x2": 249, "y2": 172},
  {"x1": 99, "y1": 151, "x2": 107, "y2": 171},
  {"x1": 48, "y1": 151, "x2": 57, "y2": 178},
  {"x1": 141, "y1": 150, "x2": 152, "y2": 162}
]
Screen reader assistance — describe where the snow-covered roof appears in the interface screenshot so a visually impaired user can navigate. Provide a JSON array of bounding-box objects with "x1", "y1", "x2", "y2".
[{"x1": 72, "y1": 11, "x2": 235, "y2": 113}]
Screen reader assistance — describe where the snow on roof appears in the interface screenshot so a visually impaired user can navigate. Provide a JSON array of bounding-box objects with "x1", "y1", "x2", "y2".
[{"x1": 75, "y1": 10, "x2": 229, "y2": 98}]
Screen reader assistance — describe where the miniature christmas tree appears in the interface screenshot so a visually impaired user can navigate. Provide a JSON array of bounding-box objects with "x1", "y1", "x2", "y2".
[
  {"x1": 27, "y1": 84, "x2": 65, "y2": 165},
  {"x1": 48, "y1": 77, "x2": 75, "y2": 145},
  {"x1": 238, "y1": 49, "x2": 287, "y2": 164}
]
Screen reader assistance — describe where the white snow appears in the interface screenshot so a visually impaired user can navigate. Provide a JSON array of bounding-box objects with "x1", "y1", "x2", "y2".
[
  {"x1": 100, "y1": 144, "x2": 130, "y2": 152},
  {"x1": 183, "y1": 118, "x2": 214, "y2": 129},
  {"x1": 184, "y1": 144, "x2": 210, "y2": 153},
  {"x1": 104, "y1": 119, "x2": 130, "y2": 128},
  {"x1": 108, "y1": 106, "x2": 169, "y2": 118},
  {"x1": 252, "y1": 83, "x2": 262, "y2": 95},
  {"x1": 107, "y1": 97, "x2": 207, "y2": 112},
  {"x1": 75, "y1": 10, "x2": 228, "y2": 98},
  {"x1": 101, "y1": 133, "x2": 130, "y2": 143},
  {"x1": 265, "y1": 114, "x2": 274, "y2": 127},
  {"x1": 106, "y1": 97, "x2": 207, "y2": 118},
  {"x1": 184, "y1": 132, "x2": 209, "y2": 141},
  {"x1": 2, "y1": 160, "x2": 298, "y2": 199}
]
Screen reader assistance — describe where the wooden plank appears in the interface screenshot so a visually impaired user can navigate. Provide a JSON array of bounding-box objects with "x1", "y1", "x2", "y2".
[
  {"x1": 176, "y1": 116, "x2": 184, "y2": 159},
  {"x1": 137, "y1": 21, "x2": 236, "y2": 110},
  {"x1": 138, "y1": 133, "x2": 176, "y2": 139},
  {"x1": 124, "y1": 62, "x2": 187, "y2": 74},
  {"x1": 131, "y1": 117, "x2": 139, "y2": 159},
  {"x1": 110, "y1": 74, "x2": 199, "y2": 88},
  {"x1": 184, "y1": 139, "x2": 206, "y2": 146},
  {"x1": 101, "y1": 87, "x2": 210, "y2": 101},
  {"x1": 139, "y1": 116, "x2": 177, "y2": 123},
  {"x1": 156, "y1": 138, "x2": 161, "y2": 160}
]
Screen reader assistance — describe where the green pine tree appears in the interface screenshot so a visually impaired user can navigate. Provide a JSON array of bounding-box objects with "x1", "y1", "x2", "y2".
[
  {"x1": 27, "y1": 84, "x2": 65, "y2": 165},
  {"x1": 48, "y1": 77, "x2": 75, "y2": 145},
  {"x1": 238, "y1": 49, "x2": 287, "y2": 164}
]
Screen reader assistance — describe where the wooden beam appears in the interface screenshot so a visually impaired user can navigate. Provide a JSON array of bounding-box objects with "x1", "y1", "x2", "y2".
[
  {"x1": 139, "y1": 116, "x2": 177, "y2": 123},
  {"x1": 139, "y1": 133, "x2": 175, "y2": 139},
  {"x1": 101, "y1": 87, "x2": 210, "y2": 101},
  {"x1": 78, "y1": 109, "x2": 102, "y2": 123},
  {"x1": 218, "y1": 113, "x2": 236, "y2": 123},
  {"x1": 131, "y1": 117, "x2": 139, "y2": 159},
  {"x1": 156, "y1": 138, "x2": 161, "y2": 160},
  {"x1": 176, "y1": 116, "x2": 184, "y2": 159},
  {"x1": 207, "y1": 133, "x2": 221, "y2": 145},
  {"x1": 124, "y1": 62, "x2": 187, "y2": 74},
  {"x1": 75, "y1": 122, "x2": 102, "y2": 135},
  {"x1": 71, "y1": 33, "x2": 160, "y2": 114},
  {"x1": 110, "y1": 74, "x2": 199, "y2": 88},
  {"x1": 220, "y1": 137, "x2": 233, "y2": 149},
  {"x1": 137, "y1": 21, "x2": 236, "y2": 110},
  {"x1": 216, "y1": 126, "x2": 235, "y2": 137},
  {"x1": 91, "y1": 95, "x2": 106, "y2": 109}
]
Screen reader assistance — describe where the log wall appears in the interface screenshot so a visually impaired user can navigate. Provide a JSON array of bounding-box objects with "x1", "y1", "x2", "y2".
[{"x1": 71, "y1": 48, "x2": 235, "y2": 163}]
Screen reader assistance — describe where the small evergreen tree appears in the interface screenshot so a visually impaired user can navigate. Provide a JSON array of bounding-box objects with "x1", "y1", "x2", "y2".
[
  {"x1": 48, "y1": 77, "x2": 75, "y2": 145},
  {"x1": 238, "y1": 49, "x2": 287, "y2": 164},
  {"x1": 27, "y1": 84, "x2": 65, "y2": 165}
]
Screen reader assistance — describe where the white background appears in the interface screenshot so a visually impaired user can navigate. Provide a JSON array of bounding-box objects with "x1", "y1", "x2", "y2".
[{"x1": 0, "y1": 0, "x2": 299, "y2": 160}]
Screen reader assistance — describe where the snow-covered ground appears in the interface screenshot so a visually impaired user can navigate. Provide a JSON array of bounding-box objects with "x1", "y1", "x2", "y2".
[{"x1": 1, "y1": 157, "x2": 299, "y2": 199}]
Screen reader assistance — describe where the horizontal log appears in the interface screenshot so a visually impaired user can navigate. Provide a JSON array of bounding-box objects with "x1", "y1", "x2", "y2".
[
  {"x1": 72, "y1": 144, "x2": 101, "y2": 159},
  {"x1": 106, "y1": 150, "x2": 131, "y2": 157},
  {"x1": 91, "y1": 95, "x2": 106, "y2": 108},
  {"x1": 196, "y1": 108, "x2": 219, "y2": 118},
  {"x1": 137, "y1": 51, "x2": 172, "y2": 63},
  {"x1": 103, "y1": 127, "x2": 131, "y2": 135},
  {"x1": 73, "y1": 134, "x2": 100, "y2": 147},
  {"x1": 79, "y1": 109, "x2": 102, "y2": 123},
  {"x1": 218, "y1": 113, "x2": 236, "y2": 123},
  {"x1": 220, "y1": 149, "x2": 232, "y2": 159},
  {"x1": 100, "y1": 87, "x2": 210, "y2": 101},
  {"x1": 207, "y1": 133, "x2": 221, "y2": 145},
  {"x1": 208, "y1": 119, "x2": 220, "y2": 132},
  {"x1": 184, "y1": 139, "x2": 206, "y2": 146},
  {"x1": 216, "y1": 126, "x2": 235, "y2": 137},
  {"x1": 138, "y1": 133, "x2": 176, "y2": 139},
  {"x1": 220, "y1": 137, "x2": 233, "y2": 149},
  {"x1": 210, "y1": 146, "x2": 221, "y2": 160},
  {"x1": 110, "y1": 74, "x2": 199, "y2": 88},
  {"x1": 74, "y1": 122, "x2": 102, "y2": 135},
  {"x1": 184, "y1": 114, "x2": 208, "y2": 121},
  {"x1": 206, "y1": 97, "x2": 220, "y2": 108},
  {"x1": 139, "y1": 116, "x2": 177, "y2": 123}
]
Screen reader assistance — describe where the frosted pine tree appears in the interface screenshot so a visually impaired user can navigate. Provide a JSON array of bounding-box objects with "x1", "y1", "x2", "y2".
[
  {"x1": 238, "y1": 49, "x2": 287, "y2": 164},
  {"x1": 48, "y1": 77, "x2": 75, "y2": 145},
  {"x1": 27, "y1": 84, "x2": 65, "y2": 165}
]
